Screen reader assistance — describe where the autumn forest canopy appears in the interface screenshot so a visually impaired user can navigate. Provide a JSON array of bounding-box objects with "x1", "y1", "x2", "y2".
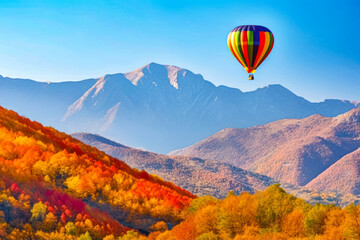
[
  {"x1": 0, "y1": 106, "x2": 194, "y2": 239},
  {"x1": 1, "y1": 105, "x2": 360, "y2": 240}
]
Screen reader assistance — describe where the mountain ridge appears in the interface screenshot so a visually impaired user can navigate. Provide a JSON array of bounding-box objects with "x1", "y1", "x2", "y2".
[
  {"x1": 1, "y1": 62, "x2": 359, "y2": 152},
  {"x1": 170, "y1": 107, "x2": 360, "y2": 194}
]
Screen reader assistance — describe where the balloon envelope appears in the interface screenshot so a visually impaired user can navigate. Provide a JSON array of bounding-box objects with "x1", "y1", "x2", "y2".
[{"x1": 228, "y1": 25, "x2": 274, "y2": 74}]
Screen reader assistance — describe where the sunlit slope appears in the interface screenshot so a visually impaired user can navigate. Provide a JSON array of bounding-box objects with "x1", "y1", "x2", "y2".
[
  {"x1": 171, "y1": 108, "x2": 360, "y2": 193},
  {"x1": 0, "y1": 106, "x2": 195, "y2": 234}
]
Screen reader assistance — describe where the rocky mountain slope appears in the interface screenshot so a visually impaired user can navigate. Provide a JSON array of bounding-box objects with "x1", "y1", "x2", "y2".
[
  {"x1": 306, "y1": 147, "x2": 360, "y2": 194},
  {"x1": 171, "y1": 108, "x2": 360, "y2": 195}
]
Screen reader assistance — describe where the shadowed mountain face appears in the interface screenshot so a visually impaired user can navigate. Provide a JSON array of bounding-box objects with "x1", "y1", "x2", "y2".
[
  {"x1": 1, "y1": 63, "x2": 358, "y2": 153},
  {"x1": 72, "y1": 132, "x2": 277, "y2": 198},
  {"x1": 171, "y1": 108, "x2": 360, "y2": 194},
  {"x1": 306, "y1": 148, "x2": 360, "y2": 194}
]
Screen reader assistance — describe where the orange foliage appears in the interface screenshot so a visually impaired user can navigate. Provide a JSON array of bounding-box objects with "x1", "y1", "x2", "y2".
[
  {"x1": 0, "y1": 106, "x2": 195, "y2": 220},
  {"x1": 0, "y1": 106, "x2": 197, "y2": 239}
]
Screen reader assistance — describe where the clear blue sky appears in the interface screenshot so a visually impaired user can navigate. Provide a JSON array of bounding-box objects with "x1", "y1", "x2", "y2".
[{"x1": 0, "y1": 0, "x2": 359, "y2": 102}]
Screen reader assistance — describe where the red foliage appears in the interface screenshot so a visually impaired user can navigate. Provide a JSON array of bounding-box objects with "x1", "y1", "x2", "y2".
[
  {"x1": 0, "y1": 105, "x2": 197, "y2": 232},
  {"x1": 10, "y1": 183, "x2": 20, "y2": 193},
  {"x1": 71, "y1": 144, "x2": 83, "y2": 155},
  {"x1": 44, "y1": 190, "x2": 86, "y2": 214},
  {"x1": 137, "y1": 170, "x2": 151, "y2": 180},
  {"x1": 60, "y1": 213, "x2": 67, "y2": 223}
]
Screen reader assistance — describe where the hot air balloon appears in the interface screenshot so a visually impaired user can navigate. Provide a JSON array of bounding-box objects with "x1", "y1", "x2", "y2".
[{"x1": 228, "y1": 25, "x2": 274, "y2": 80}]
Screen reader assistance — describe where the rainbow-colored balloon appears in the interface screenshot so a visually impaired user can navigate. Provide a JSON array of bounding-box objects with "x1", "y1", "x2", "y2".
[{"x1": 228, "y1": 25, "x2": 274, "y2": 80}]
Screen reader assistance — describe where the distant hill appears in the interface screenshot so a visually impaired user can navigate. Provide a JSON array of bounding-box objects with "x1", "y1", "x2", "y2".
[
  {"x1": 306, "y1": 147, "x2": 360, "y2": 194},
  {"x1": 1, "y1": 63, "x2": 359, "y2": 153},
  {"x1": 0, "y1": 106, "x2": 195, "y2": 236},
  {"x1": 171, "y1": 108, "x2": 360, "y2": 195},
  {"x1": 71, "y1": 132, "x2": 276, "y2": 198}
]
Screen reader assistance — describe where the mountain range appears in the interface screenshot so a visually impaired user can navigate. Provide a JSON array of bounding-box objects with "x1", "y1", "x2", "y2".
[
  {"x1": 1, "y1": 63, "x2": 359, "y2": 153},
  {"x1": 171, "y1": 108, "x2": 360, "y2": 195}
]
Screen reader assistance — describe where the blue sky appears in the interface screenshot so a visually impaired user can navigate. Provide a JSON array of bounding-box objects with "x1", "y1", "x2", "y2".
[{"x1": 0, "y1": 0, "x2": 359, "y2": 102}]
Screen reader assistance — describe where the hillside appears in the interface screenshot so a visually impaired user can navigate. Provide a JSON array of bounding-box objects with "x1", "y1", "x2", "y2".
[
  {"x1": 72, "y1": 132, "x2": 360, "y2": 206},
  {"x1": 171, "y1": 108, "x2": 360, "y2": 194},
  {"x1": 71, "y1": 133, "x2": 276, "y2": 198},
  {"x1": 1, "y1": 63, "x2": 358, "y2": 153},
  {"x1": 0, "y1": 178, "x2": 133, "y2": 239},
  {"x1": 306, "y1": 147, "x2": 360, "y2": 194},
  {"x1": 0, "y1": 106, "x2": 195, "y2": 238}
]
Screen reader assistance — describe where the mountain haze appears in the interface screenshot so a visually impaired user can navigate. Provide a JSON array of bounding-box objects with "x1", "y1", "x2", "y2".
[
  {"x1": 1, "y1": 63, "x2": 358, "y2": 152},
  {"x1": 171, "y1": 108, "x2": 360, "y2": 194},
  {"x1": 0, "y1": 75, "x2": 96, "y2": 127}
]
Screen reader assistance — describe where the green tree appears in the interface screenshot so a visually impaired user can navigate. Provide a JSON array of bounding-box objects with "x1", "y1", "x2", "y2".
[{"x1": 305, "y1": 204, "x2": 330, "y2": 236}]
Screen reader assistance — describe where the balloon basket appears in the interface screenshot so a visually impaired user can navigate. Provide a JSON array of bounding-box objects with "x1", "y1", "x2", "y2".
[{"x1": 248, "y1": 74, "x2": 254, "y2": 80}]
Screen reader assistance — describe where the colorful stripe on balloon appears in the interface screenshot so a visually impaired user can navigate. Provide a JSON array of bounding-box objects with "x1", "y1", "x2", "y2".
[{"x1": 227, "y1": 25, "x2": 274, "y2": 73}]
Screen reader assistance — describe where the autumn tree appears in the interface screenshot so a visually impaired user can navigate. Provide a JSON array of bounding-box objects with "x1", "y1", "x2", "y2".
[
  {"x1": 304, "y1": 204, "x2": 330, "y2": 236},
  {"x1": 31, "y1": 201, "x2": 47, "y2": 223},
  {"x1": 256, "y1": 184, "x2": 297, "y2": 230},
  {"x1": 217, "y1": 192, "x2": 257, "y2": 238},
  {"x1": 343, "y1": 204, "x2": 360, "y2": 239},
  {"x1": 280, "y1": 209, "x2": 305, "y2": 237},
  {"x1": 323, "y1": 207, "x2": 346, "y2": 240},
  {"x1": 79, "y1": 231, "x2": 92, "y2": 240},
  {"x1": 150, "y1": 221, "x2": 168, "y2": 232},
  {"x1": 65, "y1": 221, "x2": 77, "y2": 235},
  {"x1": 43, "y1": 212, "x2": 58, "y2": 232}
]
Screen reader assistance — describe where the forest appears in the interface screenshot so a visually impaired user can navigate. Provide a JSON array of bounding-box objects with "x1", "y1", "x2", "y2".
[
  {"x1": 0, "y1": 106, "x2": 194, "y2": 239},
  {"x1": 152, "y1": 184, "x2": 360, "y2": 240},
  {"x1": 1, "y1": 106, "x2": 360, "y2": 239}
]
